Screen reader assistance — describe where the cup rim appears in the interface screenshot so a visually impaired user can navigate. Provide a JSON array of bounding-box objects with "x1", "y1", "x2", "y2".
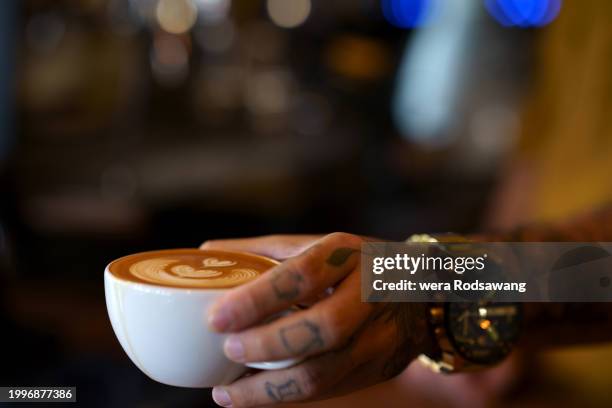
[{"x1": 105, "y1": 248, "x2": 280, "y2": 293}]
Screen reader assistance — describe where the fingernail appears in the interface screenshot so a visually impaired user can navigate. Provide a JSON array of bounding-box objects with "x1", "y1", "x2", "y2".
[
  {"x1": 209, "y1": 306, "x2": 232, "y2": 332},
  {"x1": 212, "y1": 388, "x2": 232, "y2": 407},
  {"x1": 224, "y1": 335, "x2": 245, "y2": 362}
]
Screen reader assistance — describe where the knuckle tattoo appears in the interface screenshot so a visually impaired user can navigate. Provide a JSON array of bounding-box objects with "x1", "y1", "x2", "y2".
[
  {"x1": 265, "y1": 379, "x2": 302, "y2": 402},
  {"x1": 270, "y1": 266, "x2": 304, "y2": 301},
  {"x1": 279, "y1": 319, "x2": 324, "y2": 355},
  {"x1": 325, "y1": 247, "x2": 358, "y2": 267}
]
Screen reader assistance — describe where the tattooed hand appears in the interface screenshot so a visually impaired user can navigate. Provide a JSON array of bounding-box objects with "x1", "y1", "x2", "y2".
[{"x1": 201, "y1": 233, "x2": 436, "y2": 407}]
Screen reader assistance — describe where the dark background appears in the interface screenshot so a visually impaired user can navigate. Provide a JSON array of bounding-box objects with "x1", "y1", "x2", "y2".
[{"x1": 4, "y1": 1, "x2": 610, "y2": 407}]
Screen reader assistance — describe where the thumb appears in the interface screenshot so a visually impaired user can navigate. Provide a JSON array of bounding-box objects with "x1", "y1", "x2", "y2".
[{"x1": 200, "y1": 234, "x2": 323, "y2": 260}]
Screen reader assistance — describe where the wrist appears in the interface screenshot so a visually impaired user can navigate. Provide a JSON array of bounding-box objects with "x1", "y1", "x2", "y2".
[
  {"x1": 394, "y1": 302, "x2": 439, "y2": 358},
  {"x1": 381, "y1": 302, "x2": 438, "y2": 378}
]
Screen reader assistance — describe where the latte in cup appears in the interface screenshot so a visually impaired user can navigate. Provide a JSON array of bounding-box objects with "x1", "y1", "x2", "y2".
[
  {"x1": 108, "y1": 248, "x2": 276, "y2": 289},
  {"x1": 105, "y1": 248, "x2": 295, "y2": 388}
]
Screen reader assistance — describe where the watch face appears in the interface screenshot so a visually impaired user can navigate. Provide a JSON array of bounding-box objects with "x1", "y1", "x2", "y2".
[{"x1": 446, "y1": 302, "x2": 521, "y2": 365}]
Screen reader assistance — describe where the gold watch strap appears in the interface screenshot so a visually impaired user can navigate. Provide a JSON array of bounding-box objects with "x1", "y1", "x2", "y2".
[{"x1": 406, "y1": 233, "x2": 477, "y2": 373}]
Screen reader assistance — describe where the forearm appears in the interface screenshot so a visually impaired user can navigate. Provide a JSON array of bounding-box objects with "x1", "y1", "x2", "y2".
[
  {"x1": 519, "y1": 302, "x2": 612, "y2": 349},
  {"x1": 476, "y1": 203, "x2": 612, "y2": 349}
]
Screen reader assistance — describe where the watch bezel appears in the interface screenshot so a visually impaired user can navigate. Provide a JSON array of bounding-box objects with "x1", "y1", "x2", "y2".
[{"x1": 444, "y1": 301, "x2": 522, "y2": 365}]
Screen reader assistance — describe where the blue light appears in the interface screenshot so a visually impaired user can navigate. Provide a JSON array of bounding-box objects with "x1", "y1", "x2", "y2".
[
  {"x1": 485, "y1": 0, "x2": 562, "y2": 28},
  {"x1": 381, "y1": 0, "x2": 434, "y2": 29},
  {"x1": 392, "y1": 1, "x2": 478, "y2": 147}
]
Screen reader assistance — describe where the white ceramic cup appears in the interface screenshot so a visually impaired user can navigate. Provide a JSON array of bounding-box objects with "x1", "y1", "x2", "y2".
[{"x1": 104, "y1": 251, "x2": 296, "y2": 388}]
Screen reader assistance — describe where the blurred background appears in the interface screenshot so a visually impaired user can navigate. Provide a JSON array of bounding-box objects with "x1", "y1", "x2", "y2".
[{"x1": 1, "y1": 0, "x2": 612, "y2": 406}]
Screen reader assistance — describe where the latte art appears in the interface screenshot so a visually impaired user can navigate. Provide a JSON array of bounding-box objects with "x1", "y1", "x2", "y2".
[
  {"x1": 170, "y1": 264, "x2": 223, "y2": 278},
  {"x1": 202, "y1": 258, "x2": 237, "y2": 268},
  {"x1": 108, "y1": 249, "x2": 276, "y2": 289},
  {"x1": 130, "y1": 258, "x2": 260, "y2": 288}
]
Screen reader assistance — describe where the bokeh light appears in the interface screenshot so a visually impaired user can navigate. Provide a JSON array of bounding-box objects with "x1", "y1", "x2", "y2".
[
  {"x1": 245, "y1": 69, "x2": 292, "y2": 116},
  {"x1": 193, "y1": 0, "x2": 231, "y2": 23},
  {"x1": 392, "y1": 0, "x2": 478, "y2": 147},
  {"x1": 381, "y1": 0, "x2": 436, "y2": 29},
  {"x1": 156, "y1": 0, "x2": 198, "y2": 34},
  {"x1": 485, "y1": 0, "x2": 562, "y2": 28},
  {"x1": 266, "y1": 0, "x2": 311, "y2": 29}
]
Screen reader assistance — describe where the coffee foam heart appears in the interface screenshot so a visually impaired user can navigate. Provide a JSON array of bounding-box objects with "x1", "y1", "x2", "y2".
[
  {"x1": 202, "y1": 257, "x2": 237, "y2": 268},
  {"x1": 170, "y1": 265, "x2": 223, "y2": 278}
]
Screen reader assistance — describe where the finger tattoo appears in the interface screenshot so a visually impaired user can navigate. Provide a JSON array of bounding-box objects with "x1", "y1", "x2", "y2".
[
  {"x1": 279, "y1": 319, "x2": 324, "y2": 354},
  {"x1": 270, "y1": 270, "x2": 303, "y2": 300},
  {"x1": 265, "y1": 379, "x2": 302, "y2": 402},
  {"x1": 326, "y1": 247, "x2": 358, "y2": 267}
]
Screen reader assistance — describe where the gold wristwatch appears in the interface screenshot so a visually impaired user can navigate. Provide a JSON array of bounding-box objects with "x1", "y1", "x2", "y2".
[{"x1": 407, "y1": 234, "x2": 522, "y2": 373}]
